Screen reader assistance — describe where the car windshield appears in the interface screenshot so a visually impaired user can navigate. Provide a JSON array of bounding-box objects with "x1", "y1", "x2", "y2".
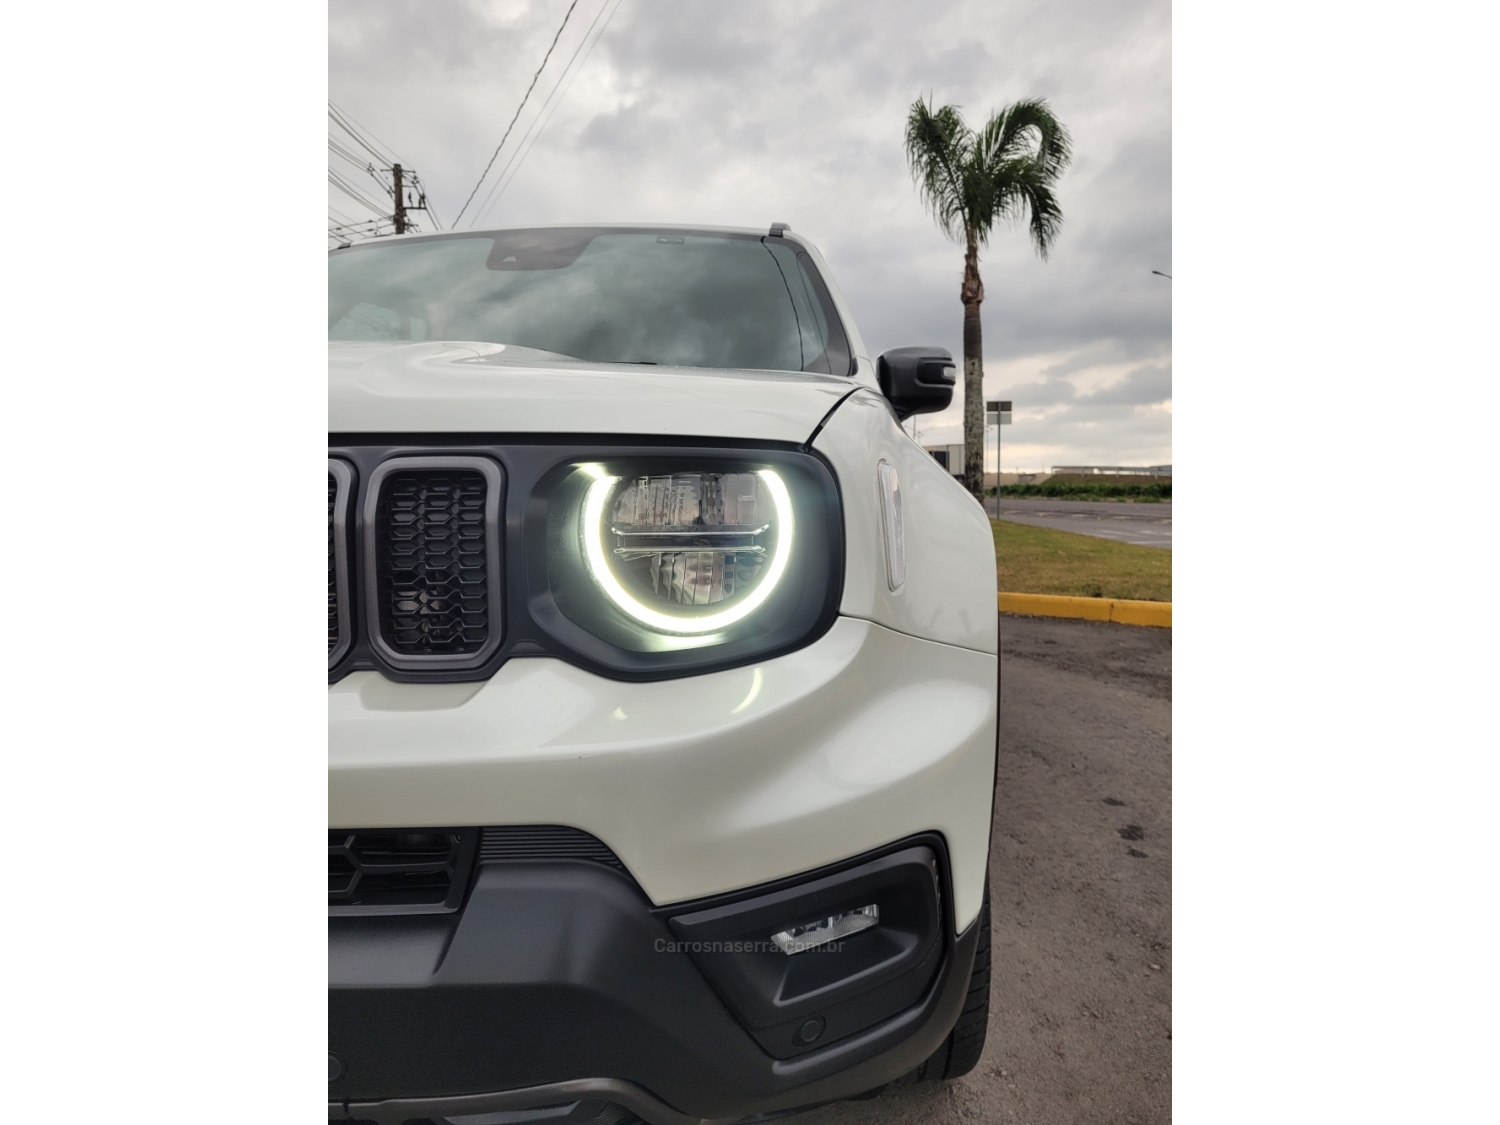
[{"x1": 328, "y1": 228, "x2": 852, "y2": 375}]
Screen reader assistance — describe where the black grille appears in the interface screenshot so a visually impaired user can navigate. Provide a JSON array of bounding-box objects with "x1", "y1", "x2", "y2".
[
  {"x1": 328, "y1": 472, "x2": 339, "y2": 656},
  {"x1": 376, "y1": 470, "x2": 490, "y2": 655},
  {"x1": 480, "y1": 825, "x2": 626, "y2": 869},
  {"x1": 328, "y1": 829, "x2": 478, "y2": 914},
  {"x1": 328, "y1": 459, "x2": 354, "y2": 669},
  {"x1": 328, "y1": 826, "x2": 623, "y2": 916}
]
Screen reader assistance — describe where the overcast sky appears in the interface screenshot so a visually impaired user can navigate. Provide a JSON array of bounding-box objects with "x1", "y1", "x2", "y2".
[{"x1": 329, "y1": 0, "x2": 1171, "y2": 471}]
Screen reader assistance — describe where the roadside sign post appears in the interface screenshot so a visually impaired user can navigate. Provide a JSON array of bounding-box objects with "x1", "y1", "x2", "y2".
[{"x1": 986, "y1": 401, "x2": 1012, "y2": 514}]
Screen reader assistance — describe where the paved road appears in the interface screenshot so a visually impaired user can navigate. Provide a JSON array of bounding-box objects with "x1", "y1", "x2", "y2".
[
  {"x1": 983, "y1": 498, "x2": 1172, "y2": 550},
  {"x1": 791, "y1": 615, "x2": 1172, "y2": 1125}
]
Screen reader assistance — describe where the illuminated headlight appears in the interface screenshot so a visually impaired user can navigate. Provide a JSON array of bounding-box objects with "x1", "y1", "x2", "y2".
[
  {"x1": 580, "y1": 467, "x2": 794, "y2": 635},
  {"x1": 536, "y1": 452, "x2": 841, "y2": 671}
]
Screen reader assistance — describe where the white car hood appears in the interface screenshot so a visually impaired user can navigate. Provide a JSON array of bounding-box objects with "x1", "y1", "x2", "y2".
[{"x1": 329, "y1": 341, "x2": 857, "y2": 442}]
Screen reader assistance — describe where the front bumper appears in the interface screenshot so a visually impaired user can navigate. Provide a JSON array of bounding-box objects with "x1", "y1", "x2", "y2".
[
  {"x1": 329, "y1": 839, "x2": 981, "y2": 1124},
  {"x1": 330, "y1": 615, "x2": 996, "y2": 933}
]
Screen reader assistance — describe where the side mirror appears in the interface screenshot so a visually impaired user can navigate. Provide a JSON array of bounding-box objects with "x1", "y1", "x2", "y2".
[{"x1": 877, "y1": 347, "x2": 956, "y2": 420}]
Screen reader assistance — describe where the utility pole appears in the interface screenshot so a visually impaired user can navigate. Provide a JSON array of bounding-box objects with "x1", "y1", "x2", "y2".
[{"x1": 392, "y1": 163, "x2": 407, "y2": 234}]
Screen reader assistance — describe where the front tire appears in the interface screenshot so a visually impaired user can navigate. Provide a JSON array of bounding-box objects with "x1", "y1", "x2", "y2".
[{"x1": 916, "y1": 882, "x2": 991, "y2": 1081}]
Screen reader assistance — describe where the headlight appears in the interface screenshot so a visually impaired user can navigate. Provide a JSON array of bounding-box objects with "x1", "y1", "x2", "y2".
[
  {"x1": 580, "y1": 467, "x2": 793, "y2": 635},
  {"x1": 533, "y1": 452, "x2": 842, "y2": 674}
]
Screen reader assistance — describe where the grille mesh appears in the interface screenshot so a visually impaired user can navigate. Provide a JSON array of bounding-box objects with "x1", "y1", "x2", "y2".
[
  {"x1": 328, "y1": 826, "x2": 624, "y2": 916},
  {"x1": 480, "y1": 825, "x2": 626, "y2": 869},
  {"x1": 328, "y1": 471, "x2": 339, "y2": 656},
  {"x1": 376, "y1": 470, "x2": 490, "y2": 655},
  {"x1": 328, "y1": 829, "x2": 475, "y2": 911}
]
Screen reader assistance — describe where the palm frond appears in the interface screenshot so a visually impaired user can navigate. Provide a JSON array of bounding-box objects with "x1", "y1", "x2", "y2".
[
  {"x1": 971, "y1": 98, "x2": 1072, "y2": 257},
  {"x1": 976, "y1": 98, "x2": 1072, "y2": 180},
  {"x1": 904, "y1": 98, "x2": 974, "y2": 243}
]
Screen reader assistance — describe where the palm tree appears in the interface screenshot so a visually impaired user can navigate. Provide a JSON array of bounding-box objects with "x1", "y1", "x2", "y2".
[{"x1": 905, "y1": 97, "x2": 1072, "y2": 502}]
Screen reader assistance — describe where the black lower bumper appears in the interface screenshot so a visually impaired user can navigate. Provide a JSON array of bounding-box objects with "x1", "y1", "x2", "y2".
[{"x1": 329, "y1": 836, "x2": 978, "y2": 1124}]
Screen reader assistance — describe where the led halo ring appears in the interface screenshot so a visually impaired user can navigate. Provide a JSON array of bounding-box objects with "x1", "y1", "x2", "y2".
[{"x1": 581, "y1": 466, "x2": 796, "y2": 636}]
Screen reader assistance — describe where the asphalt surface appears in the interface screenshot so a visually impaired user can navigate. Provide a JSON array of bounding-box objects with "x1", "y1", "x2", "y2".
[
  {"x1": 790, "y1": 614, "x2": 1172, "y2": 1125},
  {"x1": 982, "y1": 498, "x2": 1172, "y2": 550}
]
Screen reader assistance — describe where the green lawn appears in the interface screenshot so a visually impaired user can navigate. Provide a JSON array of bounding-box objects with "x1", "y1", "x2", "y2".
[{"x1": 992, "y1": 519, "x2": 1172, "y2": 602}]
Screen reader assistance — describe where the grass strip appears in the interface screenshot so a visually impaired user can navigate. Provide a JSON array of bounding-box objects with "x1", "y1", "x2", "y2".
[{"x1": 992, "y1": 519, "x2": 1172, "y2": 602}]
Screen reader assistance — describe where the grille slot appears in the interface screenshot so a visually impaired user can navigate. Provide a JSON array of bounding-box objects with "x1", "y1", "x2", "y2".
[
  {"x1": 480, "y1": 825, "x2": 626, "y2": 870},
  {"x1": 327, "y1": 826, "x2": 625, "y2": 915},
  {"x1": 328, "y1": 829, "x2": 478, "y2": 914},
  {"x1": 364, "y1": 456, "x2": 504, "y2": 671},
  {"x1": 327, "y1": 460, "x2": 353, "y2": 668}
]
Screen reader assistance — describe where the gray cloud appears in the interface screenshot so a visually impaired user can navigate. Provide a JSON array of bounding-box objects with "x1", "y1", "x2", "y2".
[{"x1": 330, "y1": 0, "x2": 1171, "y2": 469}]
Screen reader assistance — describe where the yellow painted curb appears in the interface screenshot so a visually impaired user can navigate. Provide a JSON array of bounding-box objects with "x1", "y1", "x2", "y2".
[{"x1": 998, "y1": 592, "x2": 1171, "y2": 628}]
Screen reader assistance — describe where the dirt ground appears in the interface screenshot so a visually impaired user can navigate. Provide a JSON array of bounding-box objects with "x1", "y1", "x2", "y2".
[{"x1": 791, "y1": 615, "x2": 1172, "y2": 1125}]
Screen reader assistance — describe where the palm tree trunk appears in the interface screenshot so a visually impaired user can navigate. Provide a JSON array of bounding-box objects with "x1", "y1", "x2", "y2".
[{"x1": 960, "y1": 232, "x2": 986, "y2": 503}]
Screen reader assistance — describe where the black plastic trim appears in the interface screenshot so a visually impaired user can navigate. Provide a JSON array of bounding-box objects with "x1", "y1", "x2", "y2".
[
  {"x1": 328, "y1": 459, "x2": 355, "y2": 669},
  {"x1": 333, "y1": 1077, "x2": 701, "y2": 1125},
  {"x1": 328, "y1": 438, "x2": 845, "y2": 685},
  {"x1": 791, "y1": 247, "x2": 854, "y2": 377},
  {"x1": 360, "y1": 456, "x2": 506, "y2": 672},
  {"x1": 655, "y1": 832, "x2": 954, "y2": 931},
  {"x1": 329, "y1": 832, "x2": 977, "y2": 1121},
  {"x1": 802, "y1": 385, "x2": 863, "y2": 452},
  {"x1": 329, "y1": 828, "x2": 480, "y2": 917},
  {"x1": 666, "y1": 846, "x2": 943, "y2": 1059}
]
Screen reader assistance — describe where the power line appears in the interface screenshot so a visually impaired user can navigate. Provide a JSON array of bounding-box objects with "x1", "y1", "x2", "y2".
[
  {"x1": 409, "y1": 172, "x2": 443, "y2": 230},
  {"x1": 330, "y1": 222, "x2": 387, "y2": 241},
  {"x1": 470, "y1": 0, "x2": 614, "y2": 224},
  {"x1": 472, "y1": 0, "x2": 625, "y2": 227},
  {"x1": 327, "y1": 100, "x2": 439, "y2": 241},
  {"x1": 328, "y1": 110, "x2": 388, "y2": 168},
  {"x1": 453, "y1": 0, "x2": 582, "y2": 228},
  {"x1": 328, "y1": 102, "x2": 398, "y2": 166},
  {"x1": 328, "y1": 171, "x2": 388, "y2": 217},
  {"x1": 328, "y1": 169, "x2": 385, "y2": 212},
  {"x1": 330, "y1": 101, "x2": 402, "y2": 163},
  {"x1": 327, "y1": 138, "x2": 394, "y2": 190}
]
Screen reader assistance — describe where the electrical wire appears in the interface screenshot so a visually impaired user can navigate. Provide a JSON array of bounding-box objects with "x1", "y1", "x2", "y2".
[
  {"x1": 328, "y1": 170, "x2": 385, "y2": 213},
  {"x1": 328, "y1": 138, "x2": 393, "y2": 194},
  {"x1": 329, "y1": 100, "x2": 442, "y2": 238},
  {"x1": 328, "y1": 112, "x2": 389, "y2": 169},
  {"x1": 328, "y1": 102, "x2": 398, "y2": 166},
  {"x1": 471, "y1": 0, "x2": 625, "y2": 228},
  {"x1": 453, "y1": 0, "x2": 582, "y2": 227},
  {"x1": 468, "y1": 0, "x2": 614, "y2": 225},
  {"x1": 328, "y1": 172, "x2": 388, "y2": 217},
  {"x1": 331, "y1": 102, "x2": 402, "y2": 165},
  {"x1": 409, "y1": 173, "x2": 443, "y2": 230}
]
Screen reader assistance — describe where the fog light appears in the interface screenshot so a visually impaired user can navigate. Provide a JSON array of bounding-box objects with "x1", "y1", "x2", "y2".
[{"x1": 770, "y1": 904, "x2": 879, "y2": 955}]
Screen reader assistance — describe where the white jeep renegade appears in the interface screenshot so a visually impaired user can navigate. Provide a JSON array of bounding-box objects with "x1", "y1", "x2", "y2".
[{"x1": 328, "y1": 224, "x2": 998, "y2": 1125}]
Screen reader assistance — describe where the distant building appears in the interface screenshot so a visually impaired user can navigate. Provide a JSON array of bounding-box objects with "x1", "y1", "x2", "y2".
[
  {"x1": 923, "y1": 444, "x2": 967, "y2": 478},
  {"x1": 1050, "y1": 465, "x2": 1171, "y2": 478}
]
